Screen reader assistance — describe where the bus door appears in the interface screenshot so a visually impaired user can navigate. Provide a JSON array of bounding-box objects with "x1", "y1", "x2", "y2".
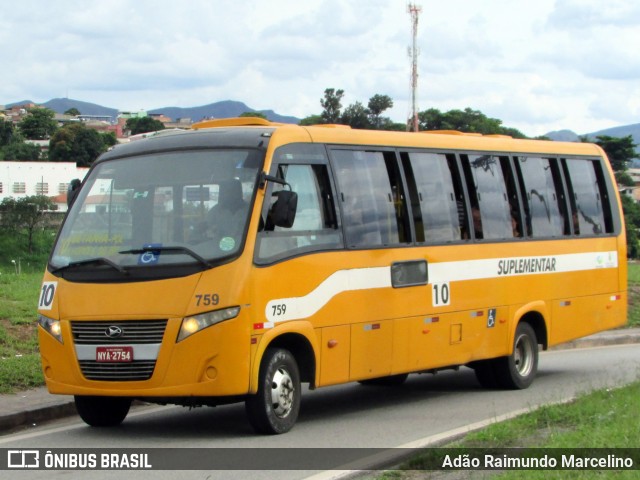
[{"x1": 253, "y1": 144, "x2": 345, "y2": 384}]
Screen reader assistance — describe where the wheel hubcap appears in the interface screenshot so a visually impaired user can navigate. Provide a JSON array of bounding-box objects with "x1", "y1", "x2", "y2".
[
  {"x1": 514, "y1": 333, "x2": 534, "y2": 377},
  {"x1": 271, "y1": 367, "x2": 294, "y2": 418}
]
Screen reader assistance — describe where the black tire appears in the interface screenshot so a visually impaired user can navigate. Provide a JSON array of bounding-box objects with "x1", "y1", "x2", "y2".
[
  {"x1": 472, "y1": 360, "x2": 499, "y2": 389},
  {"x1": 494, "y1": 322, "x2": 539, "y2": 389},
  {"x1": 245, "y1": 348, "x2": 301, "y2": 434},
  {"x1": 74, "y1": 396, "x2": 131, "y2": 427},
  {"x1": 358, "y1": 373, "x2": 409, "y2": 386}
]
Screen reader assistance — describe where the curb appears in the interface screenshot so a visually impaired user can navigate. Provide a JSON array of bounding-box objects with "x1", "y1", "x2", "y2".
[
  {"x1": 0, "y1": 399, "x2": 77, "y2": 434},
  {"x1": 2, "y1": 329, "x2": 639, "y2": 435},
  {"x1": 549, "y1": 331, "x2": 640, "y2": 350}
]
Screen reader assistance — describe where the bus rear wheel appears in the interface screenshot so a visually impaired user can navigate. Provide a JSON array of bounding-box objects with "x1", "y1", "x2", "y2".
[
  {"x1": 74, "y1": 396, "x2": 131, "y2": 427},
  {"x1": 245, "y1": 348, "x2": 301, "y2": 434},
  {"x1": 494, "y1": 322, "x2": 539, "y2": 389}
]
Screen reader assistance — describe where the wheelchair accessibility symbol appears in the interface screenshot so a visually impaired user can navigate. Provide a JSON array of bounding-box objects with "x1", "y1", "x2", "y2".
[
  {"x1": 139, "y1": 251, "x2": 157, "y2": 264},
  {"x1": 137, "y1": 244, "x2": 162, "y2": 265},
  {"x1": 487, "y1": 308, "x2": 497, "y2": 328}
]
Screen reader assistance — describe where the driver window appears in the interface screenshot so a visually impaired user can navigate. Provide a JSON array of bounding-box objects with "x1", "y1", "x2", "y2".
[{"x1": 256, "y1": 163, "x2": 342, "y2": 263}]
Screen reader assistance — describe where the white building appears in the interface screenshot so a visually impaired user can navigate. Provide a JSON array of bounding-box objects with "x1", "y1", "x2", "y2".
[{"x1": 0, "y1": 162, "x2": 89, "y2": 211}]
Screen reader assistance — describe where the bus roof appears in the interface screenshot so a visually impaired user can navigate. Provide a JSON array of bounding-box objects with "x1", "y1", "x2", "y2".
[{"x1": 191, "y1": 117, "x2": 605, "y2": 158}]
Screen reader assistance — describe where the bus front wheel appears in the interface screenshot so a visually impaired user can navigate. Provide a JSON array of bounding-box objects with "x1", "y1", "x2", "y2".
[
  {"x1": 245, "y1": 348, "x2": 301, "y2": 434},
  {"x1": 74, "y1": 396, "x2": 131, "y2": 427},
  {"x1": 494, "y1": 322, "x2": 539, "y2": 389}
]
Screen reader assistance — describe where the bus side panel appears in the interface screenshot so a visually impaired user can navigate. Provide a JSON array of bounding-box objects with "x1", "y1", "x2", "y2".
[
  {"x1": 392, "y1": 307, "x2": 510, "y2": 373},
  {"x1": 349, "y1": 320, "x2": 393, "y2": 381},
  {"x1": 550, "y1": 291, "x2": 626, "y2": 346},
  {"x1": 319, "y1": 325, "x2": 350, "y2": 386}
]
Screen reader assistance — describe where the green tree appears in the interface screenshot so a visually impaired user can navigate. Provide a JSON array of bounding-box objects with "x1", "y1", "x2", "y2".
[
  {"x1": 239, "y1": 111, "x2": 267, "y2": 119},
  {"x1": 17, "y1": 107, "x2": 58, "y2": 140},
  {"x1": 367, "y1": 94, "x2": 394, "y2": 129},
  {"x1": 593, "y1": 135, "x2": 637, "y2": 172},
  {"x1": 49, "y1": 123, "x2": 110, "y2": 167},
  {"x1": 101, "y1": 131, "x2": 117, "y2": 148},
  {"x1": 64, "y1": 108, "x2": 81, "y2": 116},
  {"x1": 0, "y1": 195, "x2": 56, "y2": 254},
  {"x1": 1, "y1": 141, "x2": 41, "y2": 161},
  {"x1": 418, "y1": 107, "x2": 526, "y2": 138},
  {"x1": 341, "y1": 101, "x2": 371, "y2": 129},
  {"x1": 320, "y1": 88, "x2": 344, "y2": 124},
  {"x1": 621, "y1": 194, "x2": 640, "y2": 258},
  {"x1": 299, "y1": 114, "x2": 323, "y2": 126},
  {"x1": 126, "y1": 117, "x2": 165, "y2": 136},
  {"x1": 0, "y1": 120, "x2": 21, "y2": 147}
]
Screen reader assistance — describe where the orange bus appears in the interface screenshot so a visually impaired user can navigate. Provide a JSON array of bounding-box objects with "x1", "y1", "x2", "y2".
[{"x1": 38, "y1": 118, "x2": 626, "y2": 434}]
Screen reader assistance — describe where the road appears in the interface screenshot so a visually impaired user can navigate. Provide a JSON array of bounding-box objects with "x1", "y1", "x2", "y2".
[{"x1": 2, "y1": 344, "x2": 639, "y2": 479}]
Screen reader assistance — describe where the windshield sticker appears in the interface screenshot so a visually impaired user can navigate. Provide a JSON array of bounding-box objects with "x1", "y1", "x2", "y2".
[
  {"x1": 138, "y1": 244, "x2": 162, "y2": 265},
  {"x1": 58, "y1": 233, "x2": 124, "y2": 258},
  {"x1": 219, "y1": 237, "x2": 235, "y2": 252}
]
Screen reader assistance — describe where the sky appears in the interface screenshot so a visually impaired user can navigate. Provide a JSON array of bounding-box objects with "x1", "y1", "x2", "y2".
[{"x1": 1, "y1": 0, "x2": 640, "y2": 137}]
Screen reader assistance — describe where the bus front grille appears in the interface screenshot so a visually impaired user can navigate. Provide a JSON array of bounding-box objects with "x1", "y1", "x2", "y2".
[
  {"x1": 78, "y1": 360, "x2": 157, "y2": 381},
  {"x1": 71, "y1": 320, "x2": 167, "y2": 381},
  {"x1": 71, "y1": 320, "x2": 168, "y2": 344}
]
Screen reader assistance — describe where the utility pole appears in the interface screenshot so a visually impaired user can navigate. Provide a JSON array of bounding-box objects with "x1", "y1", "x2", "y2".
[{"x1": 407, "y1": 3, "x2": 421, "y2": 132}]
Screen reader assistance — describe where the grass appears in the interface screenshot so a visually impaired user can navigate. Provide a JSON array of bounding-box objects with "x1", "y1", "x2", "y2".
[
  {"x1": 0, "y1": 272, "x2": 45, "y2": 393},
  {"x1": 377, "y1": 382, "x2": 640, "y2": 479},
  {"x1": 627, "y1": 262, "x2": 640, "y2": 327}
]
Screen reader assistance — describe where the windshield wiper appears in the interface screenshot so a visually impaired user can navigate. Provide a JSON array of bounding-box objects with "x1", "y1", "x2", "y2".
[
  {"x1": 119, "y1": 246, "x2": 213, "y2": 268},
  {"x1": 51, "y1": 257, "x2": 128, "y2": 274}
]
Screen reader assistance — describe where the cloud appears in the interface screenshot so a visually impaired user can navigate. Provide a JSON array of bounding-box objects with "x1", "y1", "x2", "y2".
[
  {"x1": 547, "y1": 0, "x2": 640, "y2": 30},
  {"x1": 2, "y1": 0, "x2": 639, "y2": 136}
]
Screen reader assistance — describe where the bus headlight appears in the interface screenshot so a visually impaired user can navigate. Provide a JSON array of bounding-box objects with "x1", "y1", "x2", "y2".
[
  {"x1": 38, "y1": 315, "x2": 63, "y2": 344},
  {"x1": 178, "y1": 306, "x2": 240, "y2": 342}
]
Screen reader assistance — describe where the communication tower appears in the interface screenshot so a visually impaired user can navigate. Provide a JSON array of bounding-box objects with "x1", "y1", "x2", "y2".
[{"x1": 407, "y1": 3, "x2": 421, "y2": 132}]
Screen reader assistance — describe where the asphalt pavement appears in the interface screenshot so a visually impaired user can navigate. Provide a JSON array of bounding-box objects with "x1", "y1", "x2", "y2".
[{"x1": 1, "y1": 328, "x2": 639, "y2": 435}]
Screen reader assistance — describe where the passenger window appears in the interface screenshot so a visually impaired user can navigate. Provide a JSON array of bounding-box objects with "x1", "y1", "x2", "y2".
[
  {"x1": 515, "y1": 157, "x2": 568, "y2": 238},
  {"x1": 401, "y1": 152, "x2": 465, "y2": 243},
  {"x1": 256, "y1": 163, "x2": 341, "y2": 263},
  {"x1": 331, "y1": 149, "x2": 410, "y2": 248},
  {"x1": 562, "y1": 159, "x2": 609, "y2": 235},
  {"x1": 461, "y1": 154, "x2": 514, "y2": 240}
]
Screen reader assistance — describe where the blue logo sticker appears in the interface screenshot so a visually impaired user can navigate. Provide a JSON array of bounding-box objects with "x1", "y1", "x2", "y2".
[{"x1": 138, "y1": 244, "x2": 162, "y2": 265}]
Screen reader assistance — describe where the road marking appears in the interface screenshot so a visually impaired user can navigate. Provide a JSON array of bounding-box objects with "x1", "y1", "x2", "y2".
[{"x1": 302, "y1": 398, "x2": 580, "y2": 480}]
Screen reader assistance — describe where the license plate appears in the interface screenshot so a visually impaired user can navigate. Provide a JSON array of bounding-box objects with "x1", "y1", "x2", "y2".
[{"x1": 96, "y1": 346, "x2": 134, "y2": 363}]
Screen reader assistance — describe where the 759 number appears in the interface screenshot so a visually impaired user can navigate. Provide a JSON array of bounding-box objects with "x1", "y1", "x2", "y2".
[
  {"x1": 195, "y1": 293, "x2": 220, "y2": 307},
  {"x1": 271, "y1": 304, "x2": 287, "y2": 316}
]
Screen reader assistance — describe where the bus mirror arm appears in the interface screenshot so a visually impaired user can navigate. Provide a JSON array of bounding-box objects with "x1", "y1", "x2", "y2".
[
  {"x1": 259, "y1": 172, "x2": 291, "y2": 190},
  {"x1": 67, "y1": 178, "x2": 82, "y2": 207}
]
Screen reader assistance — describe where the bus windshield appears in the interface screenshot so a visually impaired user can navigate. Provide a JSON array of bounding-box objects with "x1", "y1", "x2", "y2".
[{"x1": 50, "y1": 148, "x2": 263, "y2": 278}]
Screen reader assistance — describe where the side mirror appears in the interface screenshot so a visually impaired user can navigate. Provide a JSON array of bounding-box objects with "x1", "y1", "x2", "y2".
[
  {"x1": 270, "y1": 190, "x2": 298, "y2": 228},
  {"x1": 67, "y1": 178, "x2": 82, "y2": 207}
]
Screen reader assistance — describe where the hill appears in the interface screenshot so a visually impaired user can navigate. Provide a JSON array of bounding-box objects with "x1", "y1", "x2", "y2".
[
  {"x1": 543, "y1": 129, "x2": 580, "y2": 142},
  {"x1": 43, "y1": 98, "x2": 119, "y2": 119},
  {"x1": 587, "y1": 123, "x2": 640, "y2": 145},
  {"x1": 148, "y1": 100, "x2": 299, "y2": 124},
  {"x1": 545, "y1": 124, "x2": 640, "y2": 145},
  {"x1": 5, "y1": 98, "x2": 299, "y2": 124}
]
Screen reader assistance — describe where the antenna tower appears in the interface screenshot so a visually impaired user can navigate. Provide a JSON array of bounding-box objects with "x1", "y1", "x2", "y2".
[{"x1": 407, "y1": 3, "x2": 421, "y2": 132}]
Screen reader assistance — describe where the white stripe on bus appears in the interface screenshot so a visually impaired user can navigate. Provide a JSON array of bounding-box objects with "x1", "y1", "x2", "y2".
[{"x1": 263, "y1": 251, "x2": 618, "y2": 323}]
